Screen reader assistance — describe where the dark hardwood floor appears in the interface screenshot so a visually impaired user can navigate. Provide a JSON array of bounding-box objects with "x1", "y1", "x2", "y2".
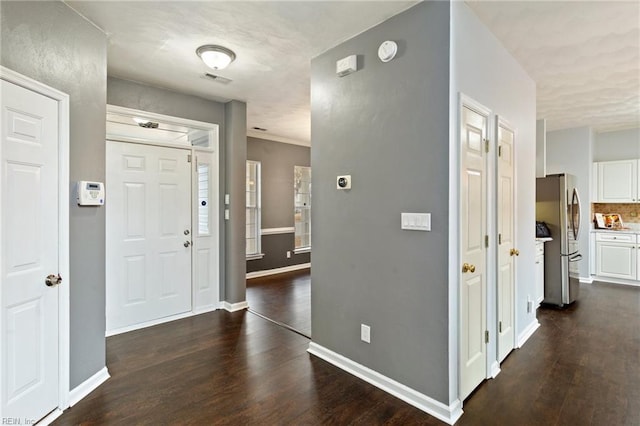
[
  {"x1": 54, "y1": 278, "x2": 639, "y2": 425},
  {"x1": 246, "y1": 269, "x2": 311, "y2": 337}
]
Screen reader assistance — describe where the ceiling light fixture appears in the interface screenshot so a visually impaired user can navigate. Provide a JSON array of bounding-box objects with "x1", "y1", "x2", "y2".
[{"x1": 196, "y1": 45, "x2": 236, "y2": 70}]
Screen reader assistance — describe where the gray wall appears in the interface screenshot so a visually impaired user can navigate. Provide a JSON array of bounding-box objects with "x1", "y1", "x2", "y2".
[
  {"x1": 107, "y1": 77, "x2": 225, "y2": 125},
  {"x1": 247, "y1": 137, "x2": 311, "y2": 273},
  {"x1": 546, "y1": 126, "x2": 594, "y2": 279},
  {"x1": 1, "y1": 1, "x2": 107, "y2": 388},
  {"x1": 311, "y1": 2, "x2": 451, "y2": 403},
  {"x1": 594, "y1": 128, "x2": 640, "y2": 161},
  {"x1": 224, "y1": 100, "x2": 247, "y2": 303}
]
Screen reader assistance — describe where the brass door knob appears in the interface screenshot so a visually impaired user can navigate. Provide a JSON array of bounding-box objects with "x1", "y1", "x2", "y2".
[
  {"x1": 462, "y1": 263, "x2": 476, "y2": 273},
  {"x1": 510, "y1": 248, "x2": 520, "y2": 256},
  {"x1": 45, "y1": 274, "x2": 62, "y2": 287}
]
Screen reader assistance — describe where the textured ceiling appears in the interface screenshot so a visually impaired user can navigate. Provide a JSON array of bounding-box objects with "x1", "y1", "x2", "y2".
[
  {"x1": 66, "y1": 1, "x2": 640, "y2": 144},
  {"x1": 466, "y1": 0, "x2": 640, "y2": 133},
  {"x1": 66, "y1": 1, "x2": 418, "y2": 145}
]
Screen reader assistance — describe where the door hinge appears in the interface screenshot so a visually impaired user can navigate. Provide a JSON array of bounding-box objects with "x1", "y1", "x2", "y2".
[
  {"x1": 187, "y1": 154, "x2": 192, "y2": 163},
  {"x1": 498, "y1": 233, "x2": 502, "y2": 244},
  {"x1": 484, "y1": 139, "x2": 489, "y2": 153},
  {"x1": 485, "y1": 235, "x2": 489, "y2": 248},
  {"x1": 499, "y1": 321, "x2": 502, "y2": 333},
  {"x1": 498, "y1": 145, "x2": 502, "y2": 157},
  {"x1": 485, "y1": 330, "x2": 489, "y2": 344}
]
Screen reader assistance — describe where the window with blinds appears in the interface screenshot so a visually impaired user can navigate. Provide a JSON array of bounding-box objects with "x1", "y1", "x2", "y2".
[
  {"x1": 246, "y1": 160, "x2": 261, "y2": 256},
  {"x1": 294, "y1": 166, "x2": 311, "y2": 250}
]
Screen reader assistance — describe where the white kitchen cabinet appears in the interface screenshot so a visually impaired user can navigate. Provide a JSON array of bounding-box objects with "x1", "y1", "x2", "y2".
[
  {"x1": 595, "y1": 233, "x2": 637, "y2": 280},
  {"x1": 535, "y1": 241, "x2": 545, "y2": 305},
  {"x1": 595, "y1": 159, "x2": 638, "y2": 203}
]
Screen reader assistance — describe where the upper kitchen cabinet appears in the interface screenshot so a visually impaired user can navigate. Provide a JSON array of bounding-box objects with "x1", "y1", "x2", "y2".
[{"x1": 595, "y1": 159, "x2": 639, "y2": 203}]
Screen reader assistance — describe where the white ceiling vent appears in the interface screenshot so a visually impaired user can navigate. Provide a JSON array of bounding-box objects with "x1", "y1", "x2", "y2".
[{"x1": 202, "y1": 73, "x2": 233, "y2": 85}]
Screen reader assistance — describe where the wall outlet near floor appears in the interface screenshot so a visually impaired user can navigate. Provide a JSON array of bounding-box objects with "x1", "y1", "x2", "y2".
[
  {"x1": 286, "y1": 251, "x2": 291, "y2": 258},
  {"x1": 361, "y1": 324, "x2": 371, "y2": 343},
  {"x1": 527, "y1": 296, "x2": 533, "y2": 313}
]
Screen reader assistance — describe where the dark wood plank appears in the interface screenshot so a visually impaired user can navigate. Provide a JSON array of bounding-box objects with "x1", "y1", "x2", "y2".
[
  {"x1": 54, "y1": 279, "x2": 639, "y2": 425},
  {"x1": 247, "y1": 268, "x2": 311, "y2": 336}
]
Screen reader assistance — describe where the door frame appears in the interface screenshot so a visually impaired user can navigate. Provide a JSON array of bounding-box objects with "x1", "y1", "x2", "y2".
[
  {"x1": 0, "y1": 66, "x2": 70, "y2": 419},
  {"x1": 105, "y1": 105, "x2": 221, "y2": 336}
]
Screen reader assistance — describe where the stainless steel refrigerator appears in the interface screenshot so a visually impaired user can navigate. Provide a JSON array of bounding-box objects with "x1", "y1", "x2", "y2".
[{"x1": 536, "y1": 174, "x2": 582, "y2": 306}]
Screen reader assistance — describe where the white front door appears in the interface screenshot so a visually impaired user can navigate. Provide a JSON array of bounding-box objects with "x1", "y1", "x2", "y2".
[
  {"x1": 106, "y1": 141, "x2": 192, "y2": 333},
  {"x1": 460, "y1": 102, "x2": 488, "y2": 400},
  {"x1": 497, "y1": 120, "x2": 516, "y2": 362},
  {"x1": 1, "y1": 80, "x2": 59, "y2": 420}
]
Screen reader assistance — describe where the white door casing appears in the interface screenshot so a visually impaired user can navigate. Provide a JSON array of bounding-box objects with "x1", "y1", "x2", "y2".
[
  {"x1": 459, "y1": 101, "x2": 489, "y2": 400},
  {"x1": 0, "y1": 71, "x2": 70, "y2": 423},
  {"x1": 106, "y1": 141, "x2": 192, "y2": 333},
  {"x1": 496, "y1": 119, "x2": 516, "y2": 363}
]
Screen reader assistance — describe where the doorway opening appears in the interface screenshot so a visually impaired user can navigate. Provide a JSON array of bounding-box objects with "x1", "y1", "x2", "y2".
[{"x1": 105, "y1": 105, "x2": 220, "y2": 336}]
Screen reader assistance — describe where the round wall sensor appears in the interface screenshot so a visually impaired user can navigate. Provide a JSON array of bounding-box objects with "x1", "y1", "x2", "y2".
[{"x1": 378, "y1": 40, "x2": 398, "y2": 63}]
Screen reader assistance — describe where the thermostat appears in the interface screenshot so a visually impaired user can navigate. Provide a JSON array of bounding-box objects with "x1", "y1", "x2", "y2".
[{"x1": 77, "y1": 181, "x2": 105, "y2": 206}]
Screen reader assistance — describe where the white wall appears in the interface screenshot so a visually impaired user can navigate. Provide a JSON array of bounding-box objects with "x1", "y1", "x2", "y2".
[
  {"x1": 451, "y1": 1, "x2": 537, "y2": 403},
  {"x1": 594, "y1": 128, "x2": 640, "y2": 161},
  {"x1": 546, "y1": 126, "x2": 593, "y2": 279}
]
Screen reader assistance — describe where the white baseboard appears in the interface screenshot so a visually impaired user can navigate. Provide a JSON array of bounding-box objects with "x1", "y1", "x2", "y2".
[
  {"x1": 246, "y1": 262, "x2": 310, "y2": 279},
  {"x1": 489, "y1": 361, "x2": 501, "y2": 379},
  {"x1": 69, "y1": 366, "x2": 110, "y2": 407},
  {"x1": 517, "y1": 320, "x2": 540, "y2": 348},
  {"x1": 223, "y1": 300, "x2": 249, "y2": 312},
  {"x1": 579, "y1": 276, "x2": 594, "y2": 284},
  {"x1": 307, "y1": 342, "x2": 463, "y2": 425}
]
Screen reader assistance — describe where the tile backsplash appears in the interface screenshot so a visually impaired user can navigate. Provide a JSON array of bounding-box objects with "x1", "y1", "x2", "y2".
[{"x1": 592, "y1": 203, "x2": 640, "y2": 223}]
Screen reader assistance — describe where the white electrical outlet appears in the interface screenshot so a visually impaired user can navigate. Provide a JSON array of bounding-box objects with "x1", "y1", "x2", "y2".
[
  {"x1": 527, "y1": 296, "x2": 533, "y2": 313},
  {"x1": 286, "y1": 251, "x2": 291, "y2": 258},
  {"x1": 361, "y1": 324, "x2": 371, "y2": 343}
]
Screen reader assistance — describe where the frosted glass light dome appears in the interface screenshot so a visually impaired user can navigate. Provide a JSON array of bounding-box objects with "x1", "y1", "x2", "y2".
[{"x1": 196, "y1": 45, "x2": 236, "y2": 70}]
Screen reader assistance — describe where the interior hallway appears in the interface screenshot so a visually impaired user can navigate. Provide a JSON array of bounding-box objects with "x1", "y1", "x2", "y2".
[{"x1": 53, "y1": 278, "x2": 639, "y2": 425}]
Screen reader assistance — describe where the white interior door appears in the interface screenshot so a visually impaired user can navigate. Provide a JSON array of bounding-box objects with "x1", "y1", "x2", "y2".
[
  {"x1": 106, "y1": 141, "x2": 192, "y2": 333},
  {"x1": 460, "y1": 102, "x2": 488, "y2": 400},
  {"x1": 1, "y1": 80, "x2": 59, "y2": 420},
  {"x1": 496, "y1": 120, "x2": 516, "y2": 362}
]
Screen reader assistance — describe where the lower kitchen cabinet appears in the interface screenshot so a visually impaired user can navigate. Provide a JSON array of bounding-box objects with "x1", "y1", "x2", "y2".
[{"x1": 595, "y1": 233, "x2": 637, "y2": 281}]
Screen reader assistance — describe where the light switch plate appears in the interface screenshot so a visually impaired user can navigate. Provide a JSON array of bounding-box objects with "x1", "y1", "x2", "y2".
[{"x1": 401, "y1": 213, "x2": 431, "y2": 231}]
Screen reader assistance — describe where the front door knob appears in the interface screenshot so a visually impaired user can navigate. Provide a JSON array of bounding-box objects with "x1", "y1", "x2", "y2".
[
  {"x1": 45, "y1": 274, "x2": 62, "y2": 287},
  {"x1": 184, "y1": 241, "x2": 191, "y2": 247},
  {"x1": 510, "y1": 248, "x2": 520, "y2": 256}
]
